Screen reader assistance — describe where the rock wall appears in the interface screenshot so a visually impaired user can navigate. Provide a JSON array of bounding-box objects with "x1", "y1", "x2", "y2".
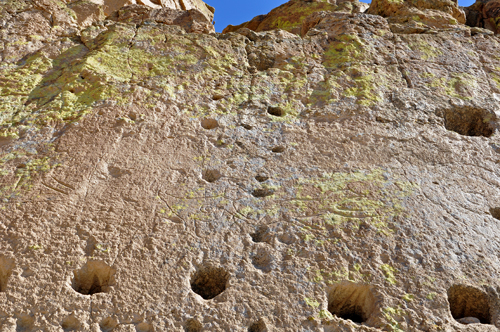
[{"x1": 1, "y1": 0, "x2": 500, "y2": 331}]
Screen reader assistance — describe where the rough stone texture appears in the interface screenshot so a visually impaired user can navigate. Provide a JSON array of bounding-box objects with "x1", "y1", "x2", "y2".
[
  {"x1": 464, "y1": 0, "x2": 500, "y2": 34},
  {"x1": 2, "y1": 0, "x2": 500, "y2": 331},
  {"x1": 367, "y1": 0, "x2": 466, "y2": 32},
  {"x1": 222, "y1": 0, "x2": 367, "y2": 35}
]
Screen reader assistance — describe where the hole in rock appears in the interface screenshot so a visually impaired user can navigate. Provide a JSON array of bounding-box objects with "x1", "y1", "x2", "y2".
[
  {"x1": 212, "y1": 94, "x2": 224, "y2": 101},
  {"x1": 201, "y1": 118, "x2": 218, "y2": 130},
  {"x1": 267, "y1": 106, "x2": 285, "y2": 117},
  {"x1": 443, "y1": 108, "x2": 494, "y2": 137},
  {"x1": 184, "y1": 318, "x2": 202, "y2": 332},
  {"x1": 490, "y1": 207, "x2": 500, "y2": 220},
  {"x1": 191, "y1": 266, "x2": 229, "y2": 300},
  {"x1": 0, "y1": 255, "x2": 15, "y2": 292},
  {"x1": 248, "y1": 319, "x2": 267, "y2": 332},
  {"x1": 255, "y1": 175, "x2": 269, "y2": 182},
  {"x1": 202, "y1": 169, "x2": 222, "y2": 183},
  {"x1": 327, "y1": 282, "x2": 376, "y2": 324},
  {"x1": 448, "y1": 284, "x2": 491, "y2": 325},
  {"x1": 252, "y1": 188, "x2": 275, "y2": 198},
  {"x1": 250, "y1": 226, "x2": 270, "y2": 243},
  {"x1": 241, "y1": 123, "x2": 253, "y2": 130},
  {"x1": 100, "y1": 317, "x2": 118, "y2": 332},
  {"x1": 72, "y1": 260, "x2": 116, "y2": 295},
  {"x1": 271, "y1": 146, "x2": 285, "y2": 153}
]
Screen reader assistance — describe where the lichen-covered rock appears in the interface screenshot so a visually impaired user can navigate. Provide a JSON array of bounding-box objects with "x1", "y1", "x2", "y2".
[
  {"x1": 367, "y1": 0, "x2": 466, "y2": 31},
  {"x1": 2, "y1": 0, "x2": 500, "y2": 331},
  {"x1": 222, "y1": 0, "x2": 366, "y2": 35}
]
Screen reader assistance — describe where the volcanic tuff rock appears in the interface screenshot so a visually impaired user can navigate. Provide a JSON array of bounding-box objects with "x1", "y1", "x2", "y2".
[
  {"x1": 464, "y1": 0, "x2": 500, "y2": 34},
  {"x1": 3, "y1": 0, "x2": 500, "y2": 331}
]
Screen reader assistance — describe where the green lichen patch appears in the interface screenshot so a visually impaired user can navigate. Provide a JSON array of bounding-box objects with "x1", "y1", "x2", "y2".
[
  {"x1": 428, "y1": 73, "x2": 478, "y2": 100},
  {"x1": 323, "y1": 34, "x2": 367, "y2": 68},
  {"x1": 405, "y1": 36, "x2": 443, "y2": 61},
  {"x1": 292, "y1": 169, "x2": 418, "y2": 235}
]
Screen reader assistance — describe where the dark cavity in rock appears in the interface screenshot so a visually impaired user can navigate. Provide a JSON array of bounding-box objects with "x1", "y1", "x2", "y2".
[
  {"x1": 442, "y1": 108, "x2": 494, "y2": 137},
  {"x1": 190, "y1": 266, "x2": 229, "y2": 300},
  {"x1": 448, "y1": 284, "x2": 491, "y2": 325},
  {"x1": 72, "y1": 260, "x2": 116, "y2": 295},
  {"x1": 327, "y1": 281, "x2": 376, "y2": 324}
]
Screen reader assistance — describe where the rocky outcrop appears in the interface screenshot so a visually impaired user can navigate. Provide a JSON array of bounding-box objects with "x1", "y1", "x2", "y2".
[
  {"x1": 107, "y1": 5, "x2": 215, "y2": 33},
  {"x1": 222, "y1": 0, "x2": 367, "y2": 34},
  {"x1": 0, "y1": 0, "x2": 214, "y2": 64},
  {"x1": 464, "y1": 0, "x2": 500, "y2": 34},
  {"x1": 3, "y1": 0, "x2": 500, "y2": 331},
  {"x1": 367, "y1": 0, "x2": 466, "y2": 32}
]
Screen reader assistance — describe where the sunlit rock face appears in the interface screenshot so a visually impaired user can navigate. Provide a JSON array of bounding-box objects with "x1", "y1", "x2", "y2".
[{"x1": 2, "y1": 0, "x2": 500, "y2": 330}]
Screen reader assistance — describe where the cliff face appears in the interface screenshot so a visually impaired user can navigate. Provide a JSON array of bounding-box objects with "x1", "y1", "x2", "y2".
[{"x1": 2, "y1": 0, "x2": 500, "y2": 331}]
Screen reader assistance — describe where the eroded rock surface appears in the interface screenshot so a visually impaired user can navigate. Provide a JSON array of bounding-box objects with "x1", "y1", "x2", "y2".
[
  {"x1": 2, "y1": 0, "x2": 500, "y2": 331},
  {"x1": 464, "y1": 0, "x2": 500, "y2": 34}
]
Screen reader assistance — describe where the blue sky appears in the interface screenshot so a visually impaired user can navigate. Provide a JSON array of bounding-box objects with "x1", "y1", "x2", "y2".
[{"x1": 205, "y1": 0, "x2": 477, "y2": 32}]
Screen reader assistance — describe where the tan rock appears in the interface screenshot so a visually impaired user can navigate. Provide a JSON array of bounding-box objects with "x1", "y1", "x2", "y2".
[
  {"x1": 107, "y1": 4, "x2": 215, "y2": 33},
  {"x1": 3, "y1": 0, "x2": 500, "y2": 330},
  {"x1": 222, "y1": 0, "x2": 365, "y2": 34},
  {"x1": 367, "y1": 0, "x2": 466, "y2": 30}
]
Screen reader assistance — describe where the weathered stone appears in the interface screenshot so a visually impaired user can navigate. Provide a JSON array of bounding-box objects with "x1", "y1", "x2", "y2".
[
  {"x1": 464, "y1": 0, "x2": 500, "y2": 34},
  {"x1": 223, "y1": 0, "x2": 366, "y2": 34},
  {"x1": 1, "y1": 0, "x2": 500, "y2": 330},
  {"x1": 367, "y1": 0, "x2": 466, "y2": 30},
  {"x1": 107, "y1": 5, "x2": 215, "y2": 33}
]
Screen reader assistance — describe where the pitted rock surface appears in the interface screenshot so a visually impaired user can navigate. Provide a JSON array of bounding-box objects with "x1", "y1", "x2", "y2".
[{"x1": 2, "y1": 0, "x2": 500, "y2": 331}]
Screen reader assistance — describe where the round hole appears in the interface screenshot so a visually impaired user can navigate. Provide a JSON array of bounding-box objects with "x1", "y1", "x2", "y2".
[
  {"x1": 248, "y1": 319, "x2": 267, "y2": 332},
  {"x1": 250, "y1": 226, "x2": 270, "y2": 243},
  {"x1": 271, "y1": 146, "x2": 285, "y2": 153},
  {"x1": 255, "y1": 175, "x2": 269, "y2": 182},
  {"x1": 72, "y1": 260, "x2": 116, "y2": 295},
  {"x1": 201, "y1": 118, "x2": 218, "y2": 130},
  {"x1": 190, "y1": 266, "x2": 229, "y2": 300},
  {"x1": 327, "y1": 281, "x2": 376, "y2": 324},
  {"x1": 443, "y1": 108, "x2": 493, "y2": 137},
  {"x1": 203, "y1": 169, "x2": 222, "y2": 183},
  {"x1": 252, "y1": 188, "x2": 274, "y2": 198},
  {"x1": 448, "y1": 284, "x2": 491, "y2": 325},
  {"x1": 490, "y1": 207, "x2": 500, "y2": 220},
  {"x1": 267, "y1": 106, "x2": 285, "y2": 117}
]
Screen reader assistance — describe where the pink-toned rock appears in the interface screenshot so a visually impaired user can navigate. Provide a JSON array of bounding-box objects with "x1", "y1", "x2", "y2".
[
  {"x1": 107, "y1": 4, "x2": 215, "y2": 33},
  {"x1": 222, "y1": 0, "x2": 365, "y2": 34},
  {"x1": 367, "y1": 0, "x2": 466, "y2": 31}
]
